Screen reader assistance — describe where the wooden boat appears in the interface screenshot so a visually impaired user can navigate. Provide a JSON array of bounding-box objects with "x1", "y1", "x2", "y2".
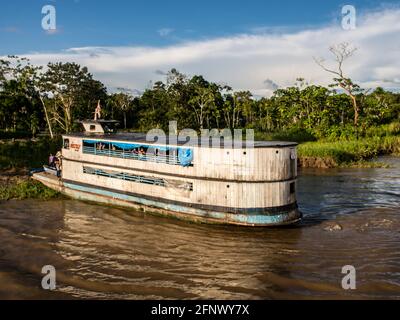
[
  {"x1": 43, "y1": 165, "x2": 58, "y2": 176},
  {"x1": 32, "y1": 120, "x2": 302, "y2": 226}
]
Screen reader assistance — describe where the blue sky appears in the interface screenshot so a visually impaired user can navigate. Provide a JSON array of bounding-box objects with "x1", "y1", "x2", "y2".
[
  {"x1": 0, "y1": 0, "x2": 395, "y2": 54},
  {"x1": 1, "y1": 0, "x2": 399, "y2": 94}
]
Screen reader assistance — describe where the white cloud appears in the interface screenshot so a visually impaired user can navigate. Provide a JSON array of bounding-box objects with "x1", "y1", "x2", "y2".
[
  {"x1": 14, "y1": 8, "x2": 400, "y2": 96},
  {"x1": 157, "y1": 28, "x2": 174, "y2": 37}
]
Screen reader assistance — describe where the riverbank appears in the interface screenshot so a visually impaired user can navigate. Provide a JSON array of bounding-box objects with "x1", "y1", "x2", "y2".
[
  {"x1": 0, "y1": 137, "x2": 62, "y2": 200},
  {"x1": 298, "y1": 136, "x2": 400, "y2": 168},
  {"x1": 255, "y1": 125, "x2": 400, "y2": 168},
  {"x1": 0, "y1": 172, "x2": 60, "y2": 200}
]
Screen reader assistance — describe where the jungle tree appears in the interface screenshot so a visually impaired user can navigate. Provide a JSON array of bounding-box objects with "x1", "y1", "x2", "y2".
[{"x1": 314, "y1": 42, "x2": 363, "y2": 131}]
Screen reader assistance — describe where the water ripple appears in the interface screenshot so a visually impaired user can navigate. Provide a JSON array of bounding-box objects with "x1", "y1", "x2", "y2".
[{"x1": 0, "y1": 156, "x2": 399, "y2": 299}]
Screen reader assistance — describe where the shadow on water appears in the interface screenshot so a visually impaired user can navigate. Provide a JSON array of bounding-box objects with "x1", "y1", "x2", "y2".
[{"x1": 0, "y1": 156, "x2": 399, "y2": 299}]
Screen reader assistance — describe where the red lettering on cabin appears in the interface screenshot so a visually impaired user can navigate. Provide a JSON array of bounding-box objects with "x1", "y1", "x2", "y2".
[{"x1": 71, "y1": 143, "x2": 81, "y2": 151}]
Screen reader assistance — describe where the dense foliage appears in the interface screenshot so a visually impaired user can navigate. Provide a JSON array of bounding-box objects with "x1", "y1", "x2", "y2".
[
  {"x1": 1, "y1": 56, "x2": 399, "y2": 142},
  {"x1": 0, "y1": 137, "x2": 62, "y2": 170},
  {"x1": 0, "y1": 178, "x2": 60, "y2": 200}
]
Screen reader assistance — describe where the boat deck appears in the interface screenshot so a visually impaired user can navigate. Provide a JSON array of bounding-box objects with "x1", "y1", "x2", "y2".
[
  {"x1": 32, "y1": 172, "x2": 63, "y2": 192},
  {"x1": 63, "y1": 132, "x2": 298, "y2": 148}
]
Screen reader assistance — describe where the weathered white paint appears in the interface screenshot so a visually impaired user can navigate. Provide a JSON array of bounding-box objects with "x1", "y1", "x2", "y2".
[{"x1": 61, "y1": 135, "x2": 298, "y2": 210}]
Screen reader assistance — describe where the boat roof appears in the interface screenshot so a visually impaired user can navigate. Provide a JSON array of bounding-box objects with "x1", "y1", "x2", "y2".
[
  {"x1": 63, "y1": 132, "x2": 297, "y2": 148},
  {"x1": 79, "y1": 120, "x2": 119, "y2": 124}
]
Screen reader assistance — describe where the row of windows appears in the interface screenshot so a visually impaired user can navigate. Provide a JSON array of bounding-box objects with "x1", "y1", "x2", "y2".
[
  {"x1": 81, "y1": 140, "x2": 193, "y2": 167},
  {"x1": 82, "y1": 166, "x2": 194, "y2": 191},
  {"x1": 82, "y1": 166, "x2": 293, "y2": 194}
]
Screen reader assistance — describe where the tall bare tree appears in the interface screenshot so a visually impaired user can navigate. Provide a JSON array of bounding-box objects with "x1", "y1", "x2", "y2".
[
  {"x1": 189, "y1": 86, "x2": 215, "y2": 130},
  {"x1": 39, "y1": 62, "x2": 106, "y2": 134},
  {"x1": 314, "y1": 42, "x2": 362, "y2": 129}
]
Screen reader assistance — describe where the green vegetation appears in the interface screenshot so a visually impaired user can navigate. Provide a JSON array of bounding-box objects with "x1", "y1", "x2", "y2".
[
  {"x1": 0, "y1": 130, "x2": 32, "y2": 140},
  {"x1": 0, "y1": 136, "x2": 61, "y2": 201},
  {"x1": 255, "y1": 127, "x2": 317, "y2": 143},
  {"x1": 0, "y1": 137, "x2": 61, "y2": 170},
  {"x1": 0, "y1": 178, "x2": 59, "y2": 200},
  {"x1": 1, "y1": 44, "x2": 400, "y2": 169},
  {"x1": 298, "y1": 135, "x2": 400, "y2": 167},
  {"x1": 1, "y1": 54, "x2": 399, "y2": 138}
]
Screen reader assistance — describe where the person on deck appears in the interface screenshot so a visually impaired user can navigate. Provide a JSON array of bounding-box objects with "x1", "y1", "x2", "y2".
[
  {"x1": 49, "y1": 154, "x2": 55, "y2": 167},
  {"x1": 54, "y1": 151, "x2": 62, "y2": 177}
]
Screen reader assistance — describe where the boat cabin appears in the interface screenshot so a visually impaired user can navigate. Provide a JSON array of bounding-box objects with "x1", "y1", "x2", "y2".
[{"x1": 53, "y1": 119, "x2": 301, "y2": 226}]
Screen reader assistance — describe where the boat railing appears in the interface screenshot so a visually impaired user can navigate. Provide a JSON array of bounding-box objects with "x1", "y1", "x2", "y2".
[
  {"x1": 83, "y1": 166, "x2": 166, "y2": 186},
  {"x1": 82, "y1": 165, "x2": 193, "y2": 190},
  {"x1": 82, "y1": 146, "x2": 180, "y2": 165}
]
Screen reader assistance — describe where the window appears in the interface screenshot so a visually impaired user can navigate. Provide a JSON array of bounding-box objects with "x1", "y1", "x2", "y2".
[
  {"x1": 290, "y1": 182, "x2": 295, "y2": 194},
  {"x1": 290, "y1": 148, "x2": 296, "y2": 178},
  {"x1": 90, "y1": 125, "x2": 96, "y2": 131},
  {"x1": 83, "y1": 166, "x2": 193, "y2": 191},
  {"x1": 63, "y1": 138, "x2": 70, "y2": 149},
  {"x1": 290, "y1": 158, "x2": 296, "y2": 178}
]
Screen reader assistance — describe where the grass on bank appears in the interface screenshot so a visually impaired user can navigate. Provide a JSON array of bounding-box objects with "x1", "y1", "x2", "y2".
[
  {"x1": 0, "y1": 178, "x2": 60, "y2": 200},
  {"x1": 298, "y1": 136, "x2": 400, "y2": 167},
  {"x1": 0, "y1": 136, "x2": 62, "y2": 200},
  {"x1": 255, "y1": 122, "x2": 400, "y2": 167}
]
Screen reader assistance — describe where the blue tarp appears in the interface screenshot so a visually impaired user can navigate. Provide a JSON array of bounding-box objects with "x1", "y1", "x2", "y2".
[
  {"x1": 84, "y1": 140, "x2": 170, "y2": 151},
  {"x1": 83, "y1": 140, "x2": 193, "y2": 165},
  {"x1": 178, "y1": 148, "x2": 193, "y2": 166},
  {"x1": 83, "y1": 139, "x2": 101, "y2": 144},
  {"x1": 146, "y1": 145, "x2": 170, "y2": 152},
  {"x1": 111, "y1": 142, "x2": 141, "y2": 150}
]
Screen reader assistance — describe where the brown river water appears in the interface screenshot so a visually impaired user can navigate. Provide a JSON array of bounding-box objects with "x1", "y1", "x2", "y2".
[{"x1": 0, "y1": 156, "x2": 399, "y2": 299}]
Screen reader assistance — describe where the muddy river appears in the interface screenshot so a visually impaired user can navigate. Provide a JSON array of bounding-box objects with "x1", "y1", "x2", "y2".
[{"x1": 0, "y1": 157, "x2": 399, "y2": 299}]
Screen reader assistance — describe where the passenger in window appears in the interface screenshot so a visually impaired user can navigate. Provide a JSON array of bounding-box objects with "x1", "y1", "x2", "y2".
[{"x1": 138, "y1": 147, "x2": 146, "y2": 160}]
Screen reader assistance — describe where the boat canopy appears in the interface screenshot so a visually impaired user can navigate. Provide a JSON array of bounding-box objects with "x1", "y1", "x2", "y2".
[
  {"x1": 83, "y1": 139, "x2": 174, "y2": 151},
  {"x1": 82, "y1": 139, "x2": 193, "y2": 166}
]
